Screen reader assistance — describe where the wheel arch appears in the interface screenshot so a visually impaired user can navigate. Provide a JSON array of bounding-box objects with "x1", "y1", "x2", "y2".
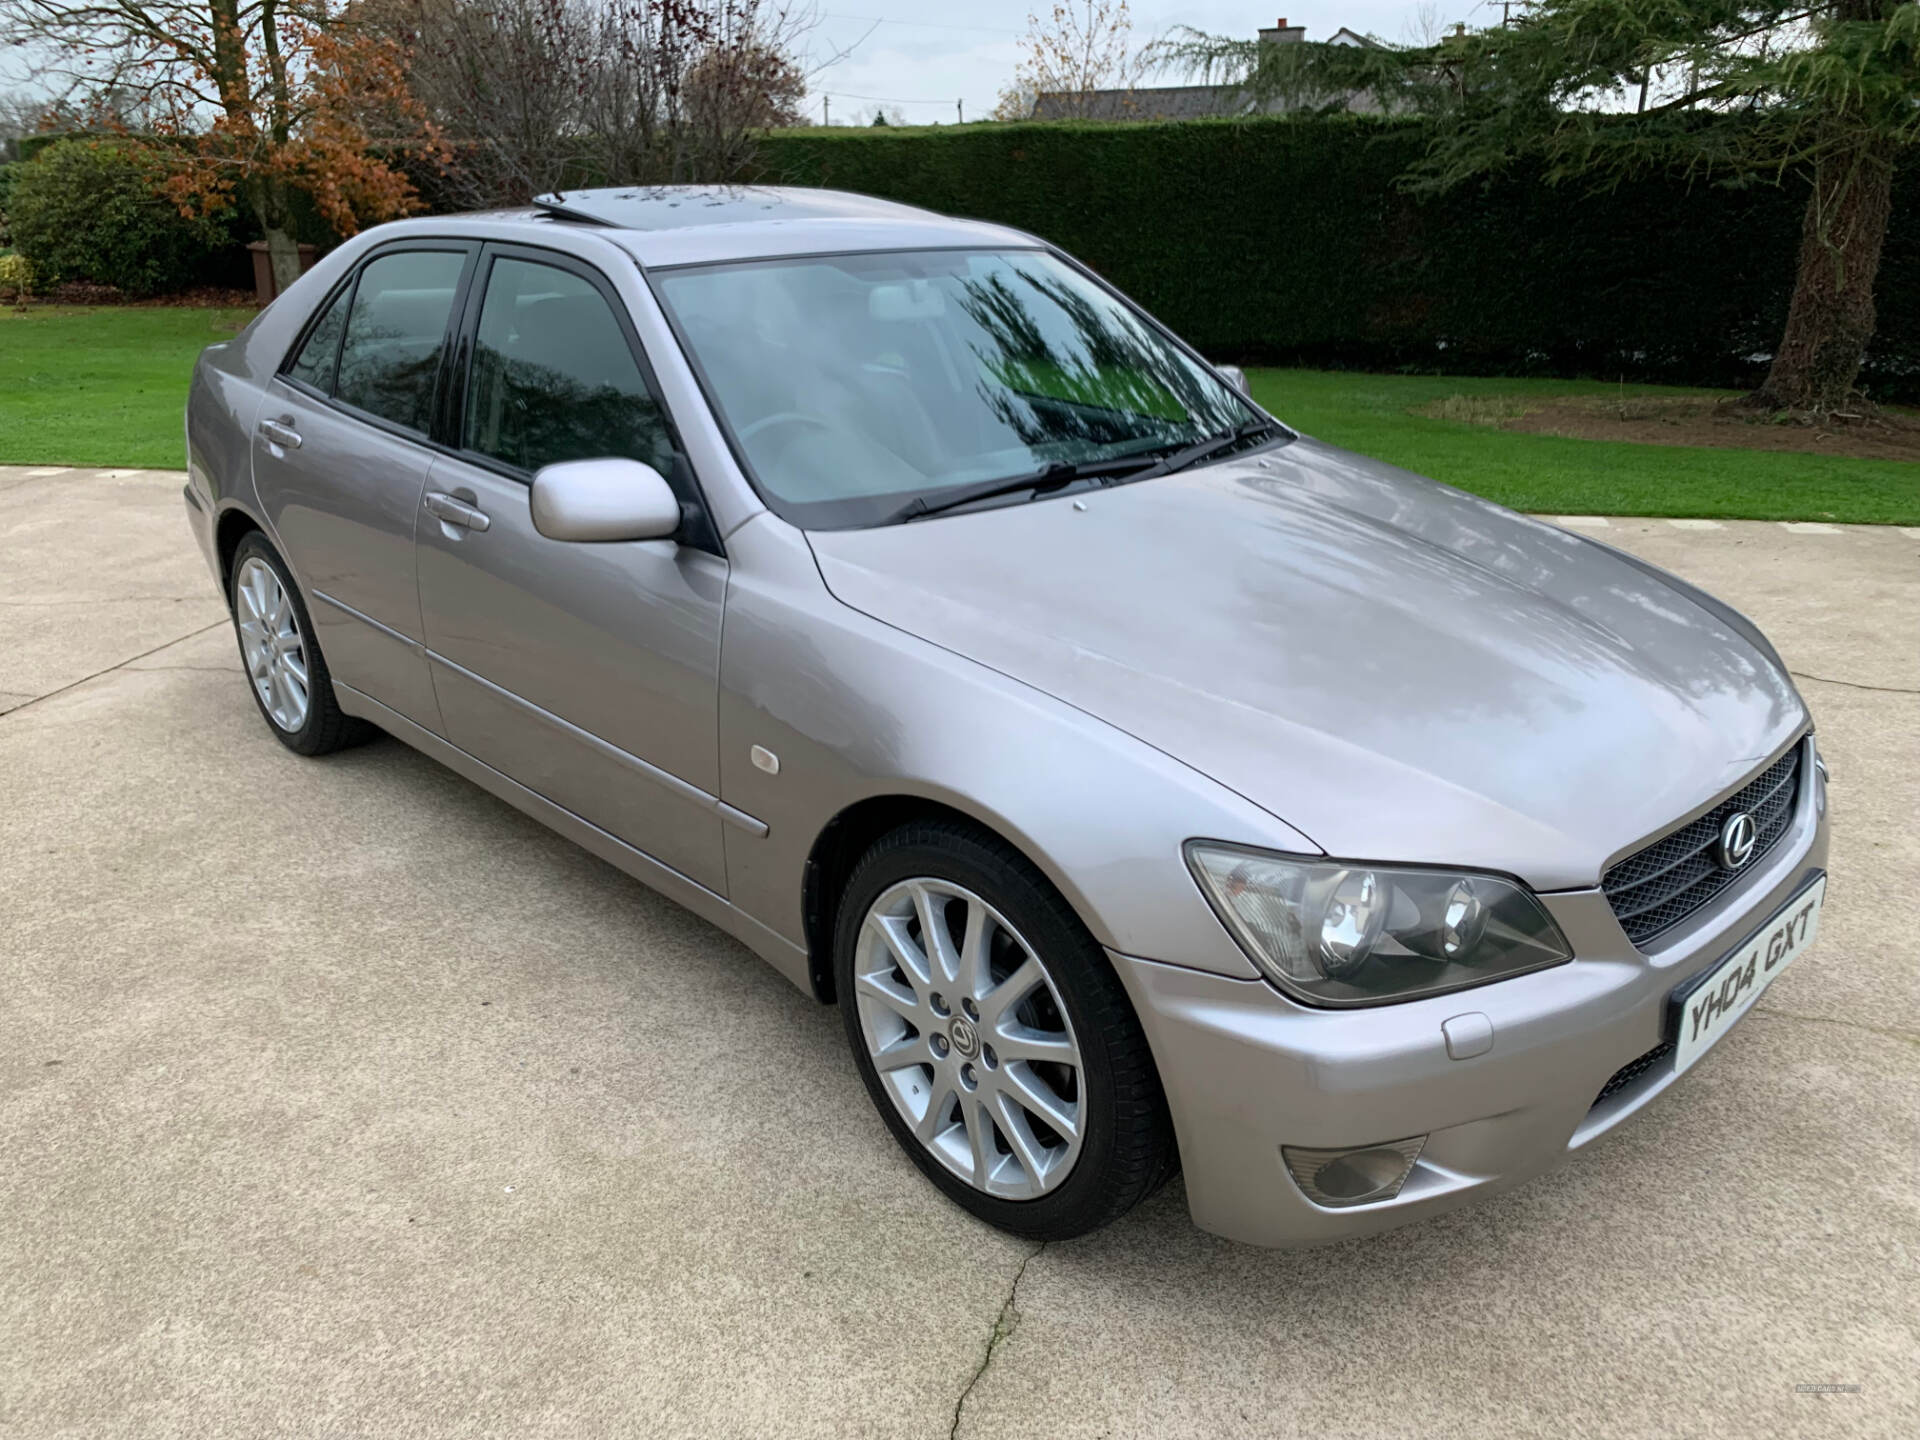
[
  {"x1": 214, "y1": 504, "x2": 265, "y2": 594},
  {"x1": 802, "y1": 794, "x2": 1068, "y2": 1005}
]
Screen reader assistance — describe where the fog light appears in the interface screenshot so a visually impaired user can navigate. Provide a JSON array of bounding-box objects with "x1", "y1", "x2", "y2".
[{"x1": 1282, "y1": 1136, "x2": 1426, "y2": 1208}]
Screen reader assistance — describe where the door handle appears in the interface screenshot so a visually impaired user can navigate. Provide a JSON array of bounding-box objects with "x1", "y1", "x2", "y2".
[
  {"x1": 424, "y1": 491, "x2": 491, "y2": 532},
  {"x1": 259, "y1": 418, "x2": 303, "y2": 450}
]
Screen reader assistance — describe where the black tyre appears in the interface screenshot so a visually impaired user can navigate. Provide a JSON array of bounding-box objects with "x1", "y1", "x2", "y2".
[
  {"x1": 835, "y1": 818, "x2": 1177, "y2": 1240},
  {"x1": 228, "y1": 531, "x2": 372, "y2": 756}
]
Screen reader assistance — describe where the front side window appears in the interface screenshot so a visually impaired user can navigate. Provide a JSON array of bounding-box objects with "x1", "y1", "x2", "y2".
[
  {"x1": 652, "y1": 249, "x2": 1256, "y2": 528},
  {"x1": 334, "y1": 250, "x2": 465, "y2": 433},
  {"x1": 464, "y1": 257, "x2": 674, "y2": 475}
]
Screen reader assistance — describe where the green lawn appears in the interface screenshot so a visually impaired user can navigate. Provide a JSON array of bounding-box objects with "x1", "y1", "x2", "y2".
[
  {"x1": 1248, "y1": 368, "x2": 1920, "y2": 525},
  {"x1": 1, "y1": 305, "x2": 256, "y2": 469},
  {"x1": 3, "y1": 307, "x2": 1915, "y2": 522}
]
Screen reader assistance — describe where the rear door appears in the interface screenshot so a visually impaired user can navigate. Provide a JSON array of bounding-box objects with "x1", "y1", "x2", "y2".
[
  {"x1": 252, "y1": 242, "x2": 477, "y2": 730},
  {"x1": 414, "y1": 243, "x2": 730, "y2": 893}
]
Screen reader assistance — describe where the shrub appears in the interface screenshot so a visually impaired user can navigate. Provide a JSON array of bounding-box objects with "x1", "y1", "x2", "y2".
[
  {"x1": 7, "y1": 139, "x2": 233, "y2": 298},
  {"x1": 0, "y1": 250, "x2": 33, "y2": 299},
  {"x1": 0, "y1": 161, "x2": 18, "y2": 246}
]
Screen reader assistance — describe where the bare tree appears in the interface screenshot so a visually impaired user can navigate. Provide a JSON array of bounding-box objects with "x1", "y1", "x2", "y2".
[
  {"x1": 606, "y1": 0, "x2": 810, "y2": 183},
  {"x1": 996, "y1": 1, "x2": 1149, "y2": 121},
  {"x1": 683, "y1": 20, "x2": 808, "y2": 139},
  {"x1": 1400, "y1": 4, "x2": 1454, "y2": 47},
  {"x1": 379, "y1": 0, "x2": 820, "y2": 209},
  {"x1": 0, "y1": 84, "x2": 163, "y2": 150},
  {"x1": 989, "y1": 82, "x2": 1037, "y2": 123},
  {"x1": 0, "y1": 91, "x2": 52, "y2": 160},
  {"x1": 370, "y1": 0, "x2": 591, "y2": 208}
]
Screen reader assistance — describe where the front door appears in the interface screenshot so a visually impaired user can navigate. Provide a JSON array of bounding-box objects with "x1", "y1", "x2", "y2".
[
  {"x1": 251, "y1": 244, "x2": 476, "y2": 731},
  {"x1": 413, "y1": 246, "x2": 729, "y2": 893}
]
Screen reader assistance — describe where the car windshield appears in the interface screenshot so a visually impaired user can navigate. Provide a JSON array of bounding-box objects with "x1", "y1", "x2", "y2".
[{"x1": 651, "y1": 249, "x2": 1261, "y2": 528}]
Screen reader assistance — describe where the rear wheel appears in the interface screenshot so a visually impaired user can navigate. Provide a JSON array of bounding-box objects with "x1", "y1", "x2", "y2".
[
  {"x1": 835, "y1": 819, "x2": 1176, "y2": 1240},
  {"x1": 228, "y1": 532, "x2": 370, "y2": 756}
]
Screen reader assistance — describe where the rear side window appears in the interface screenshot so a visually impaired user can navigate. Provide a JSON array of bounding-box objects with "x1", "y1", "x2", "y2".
[
  {"x1": 334, "y1": 250, "x2": 465, "y2": 434},
  {"x1": 287, "y1": 286, "x2": 349, "y2": 391},
  {"x1": 464, "y1": 256, "x2": 674, "y2": 475}
]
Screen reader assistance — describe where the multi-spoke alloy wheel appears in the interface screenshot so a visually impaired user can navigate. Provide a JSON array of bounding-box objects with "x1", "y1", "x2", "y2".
[
  {"x1": 234, "y1": 555, "x2": 310, "y2": 732},
  {"x1": 854, "y1": 878, "x2": 1086, "y2": 1199},
  {"x1": 836, "y1": 821, "x2": 1176, "y2": 1240},
  {"x1": 227, "y1": 533, "x2": 367, "y2": 756}
]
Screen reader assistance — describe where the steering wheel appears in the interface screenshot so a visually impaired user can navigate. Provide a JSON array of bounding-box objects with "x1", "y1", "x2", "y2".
[{"x1": 740, "y1": 412, "x2": 836, "y2": 444}]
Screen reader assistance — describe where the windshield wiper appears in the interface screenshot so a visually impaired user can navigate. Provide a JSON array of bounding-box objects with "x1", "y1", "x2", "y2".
[
  {"x1": 884, "y1": 455, "x2": 1162, "y2": 525},
  {"x1": 880, "y1": 420, "x2": 1286, "y2": 525},
  {"x1": 1132, "y1": 418, "x2": 1288, "y2": 481}
]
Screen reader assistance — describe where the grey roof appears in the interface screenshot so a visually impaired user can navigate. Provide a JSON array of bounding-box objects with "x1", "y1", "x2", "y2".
[
  {"x1": 1030, "y1": 86, "x2": 1258, "y2": 122},
  {"x1": 1030, "y1": 83, "x2": 1382, "y2": 121},
  {"x1": 418, "y1": 187, "x2": 1040, "y2": 269}
]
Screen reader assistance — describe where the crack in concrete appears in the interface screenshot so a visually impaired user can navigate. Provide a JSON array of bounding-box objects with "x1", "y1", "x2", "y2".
[
  {"x1": 1789, "y1": 670, "x2": 1919, "y2": 696},
  {"x1": 949, "y1": 1242, "x2": 1043, "y2": 1440},
  {"x1": 1750, "y1": 1006, "x2": 1920, "y2": 1048},
  {"x1": 0, "y1": 621, "x2": 227, "y2": 718}
]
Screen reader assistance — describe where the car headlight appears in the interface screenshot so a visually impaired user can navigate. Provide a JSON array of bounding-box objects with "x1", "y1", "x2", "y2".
[{"x1": 1184, "y1": 842, "x2": 1573, "y2": 1006}]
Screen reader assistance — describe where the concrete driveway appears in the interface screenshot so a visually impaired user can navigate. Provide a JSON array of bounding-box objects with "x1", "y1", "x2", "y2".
[{"x1": 3, "y1": 467, "x2": 1916, "y2": 1438}]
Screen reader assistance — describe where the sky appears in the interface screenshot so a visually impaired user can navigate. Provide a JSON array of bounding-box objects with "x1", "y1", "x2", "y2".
[
  {"x1": 1, "y1": 2, "x2": 1493, "y2": 120},
  {"x1": 799, "y1": 2, "x2": 1491, "y2": 125}
]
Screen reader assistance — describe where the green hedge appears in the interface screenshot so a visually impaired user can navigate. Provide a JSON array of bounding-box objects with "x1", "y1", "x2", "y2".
[{"x1": 756, "y1": 117, "x2": 1920, "y2": 400}]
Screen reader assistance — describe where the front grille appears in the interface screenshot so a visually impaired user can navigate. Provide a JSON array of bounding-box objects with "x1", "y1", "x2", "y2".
[
  {"x1": 1602, "y1": 745, "x2": 1803, "y2": 948},
  {"x1": 1593, "y1": 1039, "x2": 1675, "y2": 1108}
]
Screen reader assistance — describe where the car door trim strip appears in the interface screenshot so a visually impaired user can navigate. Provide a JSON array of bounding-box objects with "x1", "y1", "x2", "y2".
[
  {"x1": 425, "y1": 650, "x2": 769, "y2": 838},
  {"x1": 312, "y1": 589, "x2": 422, "y2": 652}
]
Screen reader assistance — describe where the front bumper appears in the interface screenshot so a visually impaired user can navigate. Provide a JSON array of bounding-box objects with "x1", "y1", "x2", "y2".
[{"x1": 1113, "y1": 737, "x2": 1829, "y2": 1248}]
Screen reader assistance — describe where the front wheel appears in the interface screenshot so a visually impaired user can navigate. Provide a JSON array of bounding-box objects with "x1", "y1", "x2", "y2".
[{"x1": 835, "y1": 820, "x2": 1176, "y2": 1240}]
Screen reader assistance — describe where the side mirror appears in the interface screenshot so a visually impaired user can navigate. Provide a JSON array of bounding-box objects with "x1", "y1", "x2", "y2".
[
  {"x1": 1214, "y1": 363, "x2": 1250, "y2": 396},
  {"x1": 530, "y1": 457, "x2": 681, "y2": 543}
]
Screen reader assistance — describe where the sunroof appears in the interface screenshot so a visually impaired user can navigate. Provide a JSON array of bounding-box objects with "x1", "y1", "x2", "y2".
[{"x1": 531, "y1": 186, "x2": 932, "y2": 232}]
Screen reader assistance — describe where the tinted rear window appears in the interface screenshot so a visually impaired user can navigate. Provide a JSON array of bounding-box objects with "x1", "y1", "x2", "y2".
[{"x1": 334, "y1": 251, "x2": 465, "y2": 433}]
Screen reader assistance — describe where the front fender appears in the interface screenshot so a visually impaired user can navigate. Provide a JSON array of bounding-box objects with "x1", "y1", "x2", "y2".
[{"x1": 715, "y1": 513, "x2": 1319, "y2": 985}]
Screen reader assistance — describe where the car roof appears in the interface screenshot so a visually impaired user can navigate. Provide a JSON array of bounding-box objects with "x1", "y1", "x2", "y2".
[
  {"x1": 418, "y1": 186, "x2": 1045, "y2": 268},
  {"x1": 532, "y1": 185, "x2": 935, "y2": 230}
]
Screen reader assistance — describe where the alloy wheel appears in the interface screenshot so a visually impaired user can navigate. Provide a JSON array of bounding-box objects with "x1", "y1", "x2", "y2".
[
  {"x1": 853, "y1": 878, "x2": 1086, "y2": 1199},
  {"x1": 234, "y1": 555, "x2": 310, "y2": 732}
]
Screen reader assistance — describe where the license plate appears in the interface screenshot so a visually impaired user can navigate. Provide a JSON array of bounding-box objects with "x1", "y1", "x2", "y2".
[{"x1": 1672, "y1": 875, "x2": 1825, "y2": 1076}]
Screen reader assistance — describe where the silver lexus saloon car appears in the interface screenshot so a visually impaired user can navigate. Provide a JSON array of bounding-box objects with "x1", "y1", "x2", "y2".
[{"x1": 184, "y1": 187, "x2": 1829, "y2": 1247}]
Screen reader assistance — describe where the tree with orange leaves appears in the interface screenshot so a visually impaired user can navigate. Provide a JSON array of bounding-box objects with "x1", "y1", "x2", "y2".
[{"x1": 0, "y1": 1, "x2": 446, "y2": 289}]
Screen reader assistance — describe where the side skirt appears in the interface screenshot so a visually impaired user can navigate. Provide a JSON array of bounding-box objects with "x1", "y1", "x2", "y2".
[{"x1": 334, "y1": 681, "x2": 815, "y2": 996}]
